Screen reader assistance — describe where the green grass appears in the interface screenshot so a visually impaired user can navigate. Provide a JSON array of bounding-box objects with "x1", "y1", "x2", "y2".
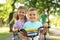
[
  {"x1": 0, "y1": 27, "x2": 12, "y2": 40},
  {"x1": 0, "y1": 33, "x2": 12, "y2": 40}
]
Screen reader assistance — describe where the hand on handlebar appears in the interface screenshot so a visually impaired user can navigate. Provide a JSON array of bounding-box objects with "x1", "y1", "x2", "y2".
[
  {"x1": 43, "y1": 23, "x2": 48, "y2": 28},
  {"x1": 13, "y1": 29, "x2": 18, "y2": 32}
]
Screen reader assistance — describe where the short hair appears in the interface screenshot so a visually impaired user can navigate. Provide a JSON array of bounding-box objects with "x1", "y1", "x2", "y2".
[
  {"x1": 18, "y1": 6, "x2": 26, "y2": 11},
  {"x1": 28, "y1": 7, "x2": 37, "y2": 12},
  {"x1": 42, "y1": 9, "x2": 45, "y2": 12}
]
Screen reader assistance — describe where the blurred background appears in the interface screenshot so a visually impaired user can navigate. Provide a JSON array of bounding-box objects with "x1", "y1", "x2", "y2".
[{"x1": 0, "y1": 0, "x2": 60, "y2": 40}]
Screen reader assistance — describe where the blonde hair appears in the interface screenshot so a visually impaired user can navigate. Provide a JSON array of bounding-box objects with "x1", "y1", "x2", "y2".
[{"x1": 28, "y1": 7, "x2": 37, "y2": 12}]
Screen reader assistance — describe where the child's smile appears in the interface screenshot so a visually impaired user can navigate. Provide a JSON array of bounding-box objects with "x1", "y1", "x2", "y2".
[
  {"x1": 18, "y1": 9, "x2": 26, "y2": 16},
  {"x1": 28, "y1": 11, "x2": 37, "y2": 22}
]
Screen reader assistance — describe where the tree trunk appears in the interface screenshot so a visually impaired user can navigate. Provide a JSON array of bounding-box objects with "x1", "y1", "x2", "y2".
[
  {"x1": 9, "y1": 0, "x2": 16, "y2": 32},
  {"x1": 0, "y1": 18, "x2": 2, "y2": 27},
  {"x1": 9, "y1": 13, "x2": 14, "y2": 32}
]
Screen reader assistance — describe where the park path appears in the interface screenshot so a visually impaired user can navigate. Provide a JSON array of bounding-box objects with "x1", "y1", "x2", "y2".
[
  {"x1": 6, "y1": 27, "x2": 60, "y2": 40},
  {"x1": 6, "y1": 35, "x2": 13, "y2": 40},
  {"x1": 1, "y1": 27, "x2": 60, "y2": 40},
  {"x1": 6, "y1": 34, "x2": 60, "y2": 40}
]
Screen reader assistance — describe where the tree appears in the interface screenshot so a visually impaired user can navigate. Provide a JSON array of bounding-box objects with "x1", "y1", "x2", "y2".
[
  {"x1": 9, "y1": 0, "x2": 17, "y2": 32},
  {"x1": 0, "y1": 0, "x2": 16, "y2": 31}
]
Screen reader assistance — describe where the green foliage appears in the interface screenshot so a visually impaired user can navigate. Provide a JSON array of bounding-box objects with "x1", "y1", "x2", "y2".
[
  {"x1": 19, "y1": 0, "x2": 25, "y2": 4},
  {"x1": 57, "y1": 10, "x2": 60, "y2": 16},
  {"x1": 0, "y1": 0, "x2": 60, "y2": 26},
  {"x1": 0, "y1": 0, "x2": 13, "y2": 23}
]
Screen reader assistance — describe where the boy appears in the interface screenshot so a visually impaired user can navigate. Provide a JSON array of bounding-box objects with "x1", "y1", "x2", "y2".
[
  {"x1": 40, "y1": 9, "x2": 49, "y2": 39},
  {"x1": 40, "y1": 10, "x2": 48, "y2": 24},
  {"x1": 19, "y1": 8, "x2": 48, "y2": 40},
  {"x1": 23, "y1": 8, "x2": 43, "y2": 40}
]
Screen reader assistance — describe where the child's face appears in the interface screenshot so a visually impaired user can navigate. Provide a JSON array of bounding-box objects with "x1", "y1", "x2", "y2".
[
  {"x1": 42, "y1": 11, "x2": 45, "y2": 14},
  {"x1": 18, "y1": 9, "x2": 26, "y2": 16},
  {"x1": 28, "y1": 11, "x2": 38, "y2": 22}
]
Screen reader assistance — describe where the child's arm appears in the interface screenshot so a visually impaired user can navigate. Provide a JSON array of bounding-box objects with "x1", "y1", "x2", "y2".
[
  {"x1": 13, "y1": 28, "x2": 18, "y2": 32},
  {"x1": 13, "y1": 21, "x2": 19, "y2": 32},
  {"x1": 19, "y1": 32, "x2": 29, "y2": 40},
  {"x1": 40, "y1": 23, "x2": 48, "y2": 34}
]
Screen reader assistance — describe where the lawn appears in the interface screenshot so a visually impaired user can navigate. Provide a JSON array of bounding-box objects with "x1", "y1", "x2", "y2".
[
  {"x1": 0, "y1": 33, "x2": 12, "y2": 40},
  {"x1": 0, "y1": 27, "x2": 12, "y2": 40}
]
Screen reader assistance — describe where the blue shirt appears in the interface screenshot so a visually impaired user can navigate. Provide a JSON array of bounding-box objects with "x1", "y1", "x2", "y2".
[{"x1": 24, "y1": 21, "x2": 43, "y2": 32}]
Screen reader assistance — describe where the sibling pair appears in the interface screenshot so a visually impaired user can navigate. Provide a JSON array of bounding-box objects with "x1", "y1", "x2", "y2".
[{"x1": 14, "y1": 6, "x2": 48, "y2": 40}]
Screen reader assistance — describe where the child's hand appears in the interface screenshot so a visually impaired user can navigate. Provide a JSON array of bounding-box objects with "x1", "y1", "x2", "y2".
[
  {"x1": 13, "y1": 29, "x2": 18, "y2": 32},
  {"x1": 41, "y1": 23, "x2": 48, "y2": 34},
  {"x1": 43, "y1": 23, "x2": 48, "y2": 28}
]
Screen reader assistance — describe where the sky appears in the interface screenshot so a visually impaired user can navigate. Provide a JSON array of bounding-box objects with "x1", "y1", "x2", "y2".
[{"x1": 0, "y1": 0, "x2": 7, "y2": 4}]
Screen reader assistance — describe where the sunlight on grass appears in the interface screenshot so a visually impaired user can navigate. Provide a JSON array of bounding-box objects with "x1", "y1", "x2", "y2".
[
  {"x1": 50, "y1": 16, "x2": 60, "y2": 26},
  {"x1": 0, "y1": 27, "x2": 9, "y2": 33}
]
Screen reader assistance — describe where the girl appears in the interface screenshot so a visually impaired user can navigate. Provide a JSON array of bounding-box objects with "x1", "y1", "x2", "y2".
[
  {"x1": 14, "y1": 6, "x2": 27, "y2": 32},
  {"x1": 13, "y1": 6, "x2": 28, "y2": 40}
]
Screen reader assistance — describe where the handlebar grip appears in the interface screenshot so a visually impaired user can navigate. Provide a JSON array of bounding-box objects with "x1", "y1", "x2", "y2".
[{"x1": 38, "y1": 26, "x2": 50, "y2": 30}]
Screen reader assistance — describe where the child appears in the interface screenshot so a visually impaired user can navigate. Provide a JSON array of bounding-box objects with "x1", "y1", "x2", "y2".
[
  {"x1": 14, "y1": 6, "x2": 27, "y2": 32},
  {"x1": 40, "y1": 10, "x2": 49, "y2": 40},
  {"x1": 20, "y1": 8, "x2": 44, "y2": 40},
  {"x1": 40, "y1": 9, "x2": 48, "y2": 24},
  {"x1": 13, "y1": 6, "x2": 28, "y2": 40}
]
